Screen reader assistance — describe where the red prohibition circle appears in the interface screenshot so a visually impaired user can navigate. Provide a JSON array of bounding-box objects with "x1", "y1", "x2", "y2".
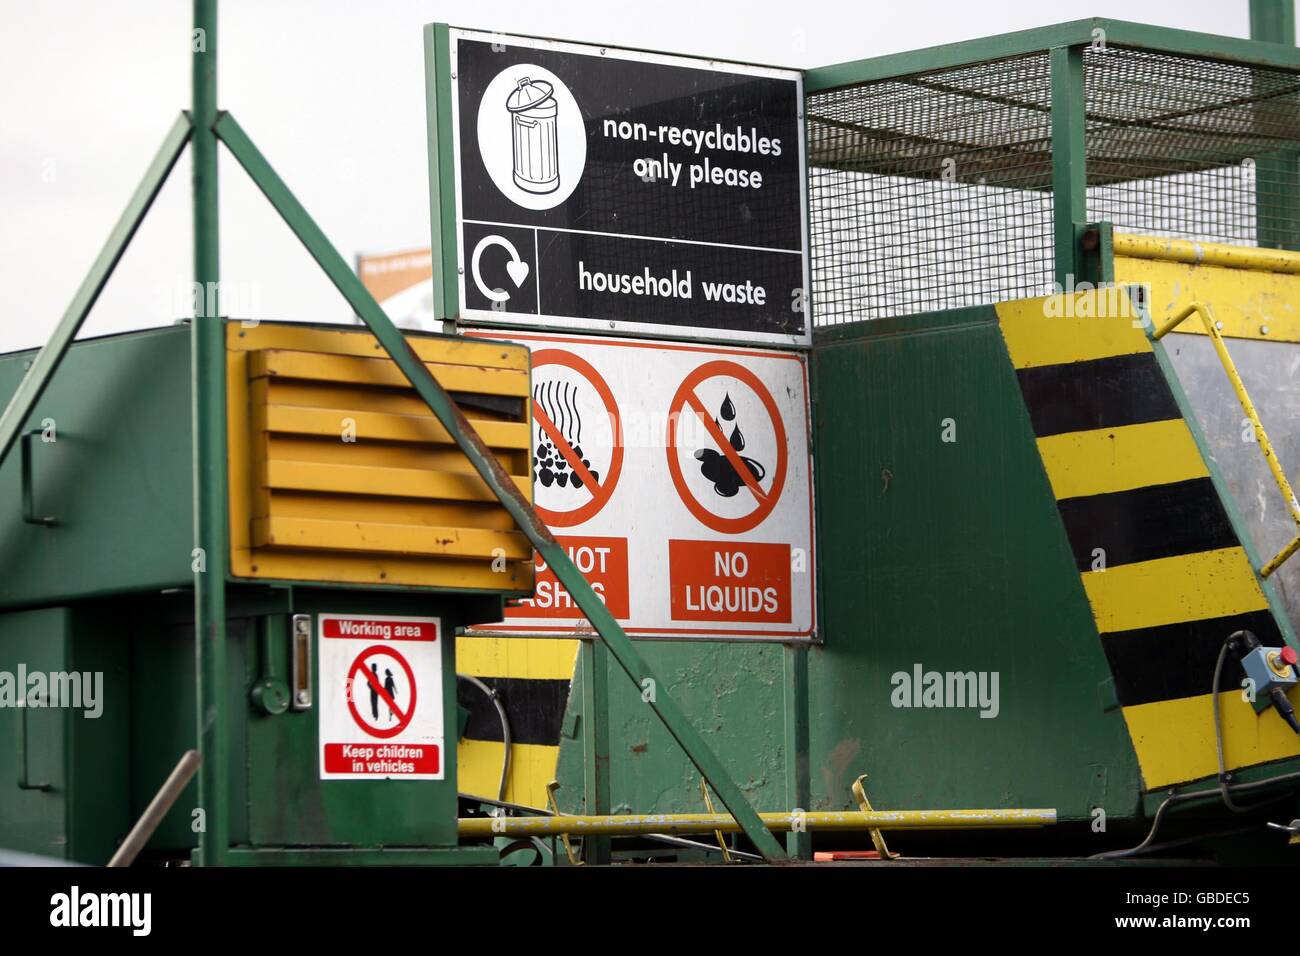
[
  {"x1": 530, "y1": 349, "x2": 624, "y2": 527},
  {"x1": 666, "y1": 360, "x2": 788, "y2": 535},
  {"x1": 346, "y1": 645, "x2": 417, "y2": 739}
]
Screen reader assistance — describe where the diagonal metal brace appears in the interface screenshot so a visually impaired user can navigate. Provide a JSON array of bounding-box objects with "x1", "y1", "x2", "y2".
[
  {"x1": 0, "y1": 113, "x2": 193, "y2": 471},
  {"x1": 212, "y1": 110, "x2": 788, "y2": 861}
]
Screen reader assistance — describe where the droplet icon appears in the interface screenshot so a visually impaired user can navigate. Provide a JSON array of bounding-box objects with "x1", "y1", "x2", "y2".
[
  {"x1": 720, "y1": 393, "x2": 736, "y2": 422},
  {"x1": 729, "y1": 424, "x2": 745, "y2": 451}
]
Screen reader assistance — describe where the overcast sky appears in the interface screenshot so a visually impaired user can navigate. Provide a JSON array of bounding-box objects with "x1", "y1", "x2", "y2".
[{"x1": 0, "y1": 1, "x2": 1286, "y2": 353}]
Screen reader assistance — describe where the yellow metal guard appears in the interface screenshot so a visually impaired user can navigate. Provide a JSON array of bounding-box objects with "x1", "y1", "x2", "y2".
[
  {"x1": 699, "y1": 779, "x2": 733, "y2": 862},
  {"x1": 851, "y1": 773, "x2": 900, "y2": 860}
]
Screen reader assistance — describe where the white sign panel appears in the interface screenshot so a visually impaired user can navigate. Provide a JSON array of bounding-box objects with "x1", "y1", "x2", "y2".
[
  {"x1": 467, "y1": 329, "x2": 815, "y2": 640},
  {"x1": 444, "y1": 28, "x2": 810, "y2": 346},
  {"x1": 318, "y1": 614, "x2": 444, "y2": 780}
]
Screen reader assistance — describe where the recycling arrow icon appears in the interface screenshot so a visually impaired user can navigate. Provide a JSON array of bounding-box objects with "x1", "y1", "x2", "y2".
[{"x1": 471, "y1": 234, "x2": 531, "y2": 303}]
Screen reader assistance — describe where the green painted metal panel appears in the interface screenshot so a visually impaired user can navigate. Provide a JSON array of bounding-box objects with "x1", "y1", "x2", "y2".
[
  {"x1": 0, "y1": 606, "x2": 130, "y2": 864},
  {"x1": 555, "y1": 310, "x2": 1145, "y2": 828},
  {"x1": 0, "y1": 328, "x2": 194, "y2": 609},
  {"x1": 809, "y1": 311, "x2": 1141, "y2": 821},
  {"x1": 242, "y1": 594, "x2": 464, "y2": 849},
  {"x1": 65, "y1": 604, "x2": 131, "y2": 864},
  {"x1": 0, "y1": 608, "x2": 69, "y2": 856},
  {"x1": 130, "y1": 607, "x2": 246, "y2": 854},
  {"x1": 129, "y1": 589, "x2": 497, "y2": 856},
  {"x1": 555, "y1": 641, "x2": 787, "y2": 816}
]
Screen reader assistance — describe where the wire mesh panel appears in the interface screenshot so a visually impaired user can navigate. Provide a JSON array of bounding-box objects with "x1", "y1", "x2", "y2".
[
  {"x1": 1084, "y1": 47, "x2": 1300, "y2": 249},
  {"x1": 806, "y1": 42, "x2": 1300, "y2": 327},
  {"x1": 807, "y1": 53, "x2": 1056, "y2": 325}
]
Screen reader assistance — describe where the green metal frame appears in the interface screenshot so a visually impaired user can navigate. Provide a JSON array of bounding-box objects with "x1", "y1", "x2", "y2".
[
  {"x1": 579, "y1": 638, "x2": 611, "y2": 864},
  {"x1": 1251, "y1": 0, "x2": 1297, "y2": 44},
  {"x1": 806, "y1": 14, "x2": 1300, "y2": 296},
  {"x1": 1049, "y1": 45, "x2": 1087, "y2": 288},
  {"x1": 214, "y1": 109, "x2": 785, "y2": 860},
  {"x1": 0, "y1": 2, "x2": 788, "y2": 863},
  {"x1": 805, "y1": 17, "x2": 1300, "y2": 93},
  {"x1": 424, "y1": 23, "x2": 460, "y2": 325},
  {"x1": 782, "y1": 644, "x2": 811, "y2": 859},
  {"x1": 1251, "y1": 0, "x2": 1300, "y2": 251},
  {"x1": 192, "y1": 0, "x2": 228, "y2": 868}
]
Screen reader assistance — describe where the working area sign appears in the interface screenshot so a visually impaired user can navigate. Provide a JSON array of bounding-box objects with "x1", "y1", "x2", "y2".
[
  {"x1": 465, "y1": 330, "x2": 815, "y2": 640},
  {"x1": 434, "y1": 27, "x2": 809, "y2": 346},
  {"x1": 318, "y1": 614, "x2": 445, "y2": 780}
]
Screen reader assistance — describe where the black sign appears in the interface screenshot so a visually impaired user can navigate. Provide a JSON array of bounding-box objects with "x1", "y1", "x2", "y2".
[{"x1": 445, "y1": 29, "x2": 808, "y2": 345}]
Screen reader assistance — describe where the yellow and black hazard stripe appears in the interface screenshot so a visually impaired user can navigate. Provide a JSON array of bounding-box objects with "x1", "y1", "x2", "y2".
[
  {"x1": 455, "y1": 636, "x2": 579, "y2": 808},
  {"x1": 997, "y1": 294, "x2": 1300, "y2": 790}
]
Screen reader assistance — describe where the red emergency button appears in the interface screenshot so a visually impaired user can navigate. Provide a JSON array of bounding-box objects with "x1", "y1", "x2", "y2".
[{"x1": 1282, "y1": 646, "x2": 1298, "y2": 667}]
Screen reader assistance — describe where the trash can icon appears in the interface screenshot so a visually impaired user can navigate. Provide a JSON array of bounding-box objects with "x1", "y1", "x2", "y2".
[{"x1": 507, "y1": 77, "x2": 560, "y2": 195}]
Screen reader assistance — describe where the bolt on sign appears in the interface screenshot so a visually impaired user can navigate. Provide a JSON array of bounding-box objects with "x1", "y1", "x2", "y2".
[
  {"x1": 429, "y1": 26, "x2": 810, "y2": 347},
  {"x1": 318, "y1": 614, "x2": 444, "y2": 779},
  {"x1": 465, "y1": 330, "x2": 815, "y2": 640}
]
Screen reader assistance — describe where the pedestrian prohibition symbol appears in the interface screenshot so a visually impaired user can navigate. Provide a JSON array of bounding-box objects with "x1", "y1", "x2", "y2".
[
  {"x1": 347, "y1": 645, "x2": 417, "y2": 739},
  {"x1": 667, "y1": 360, "x2": 788, "y2": 535}
]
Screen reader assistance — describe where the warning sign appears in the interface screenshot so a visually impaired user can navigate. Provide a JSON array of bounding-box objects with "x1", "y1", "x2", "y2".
[
  {"x1": 666, "y1": 360, "x2": 788, "y2": 535},
  {"x1": 319, "y1": 615, "x2": 444, "y2": 779},
  {"x1": 438, "y1": 29, "x2": 810, "y2": 347},
  {"x1": 530, "y1": 350, "x2": 623, "y2": 527},
  {"x1": 468, "y1": 329, "x2": 814, "y2": 640}
]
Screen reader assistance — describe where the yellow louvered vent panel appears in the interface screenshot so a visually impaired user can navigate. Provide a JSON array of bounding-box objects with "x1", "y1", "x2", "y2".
[{"x1": 226, "y1": 323, "x2": 534, "y2": 593}]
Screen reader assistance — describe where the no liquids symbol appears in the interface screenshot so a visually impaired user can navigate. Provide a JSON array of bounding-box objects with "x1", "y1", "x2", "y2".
[
  {"x1": 695, "y1": 392, "x2": 765, "y2": 497},
  {"x1": 533, "y1": 380, "x2": 600, "y2": 490}
]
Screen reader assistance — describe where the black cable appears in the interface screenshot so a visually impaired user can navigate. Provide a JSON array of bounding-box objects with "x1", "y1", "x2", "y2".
[
  {"x1": 1090, "y1": 774, "x2": 1300, "y2": 860},
  {"x1": 1092, "y1": 631, "x2": 1300, "y2": 859},
  {"x1": 457, "y1": 673, "x2": 511, "y2": 802},
  {"x1": 1213, "y1": 634, "x2": 1255, "y2": 813}
]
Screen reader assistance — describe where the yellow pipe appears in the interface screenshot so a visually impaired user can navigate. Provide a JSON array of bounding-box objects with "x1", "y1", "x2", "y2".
[
  {"x1": 1115, "y1": 234, "x2": 1300, "y2": 276},
  {"x1": 1152, "y1": 301, "x2": 1300, "y2": 578},
  {"x1": 459, "y1": 808, "x2": 1057, "y2": 838},
  {"x1": 1262, "y1": 534, "x2": 1300, "y2": 579}
]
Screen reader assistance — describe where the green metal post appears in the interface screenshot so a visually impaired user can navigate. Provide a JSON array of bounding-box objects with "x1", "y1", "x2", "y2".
[
  {"x1": 213, "y1": 112, "x2": 787, "y2": 861},
  {"x1": 580, "y1": 638, "x2": 611, "y2": 864},
  {"x1": 783, "y1": 644, "x2": 811, "y2": 859},
  {"x1": 192, "y1": 0, "x2": 229, "y2": 867},
  {"x1": 1251, "y1": 0, "x2": 1299, "y2": 251},
  {"x1": 423, "y1": 24, "x2": 460, "y2": 326},
  {"x1": 1251, "y1": 0, "x2": 1296, "y2": 42},
  {"x1": 0, "y1": 116, "x2": 191, "y2": 470},
  {"x1": 1050, "y1": 45, "x2": 1087, "y2": 290}
]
